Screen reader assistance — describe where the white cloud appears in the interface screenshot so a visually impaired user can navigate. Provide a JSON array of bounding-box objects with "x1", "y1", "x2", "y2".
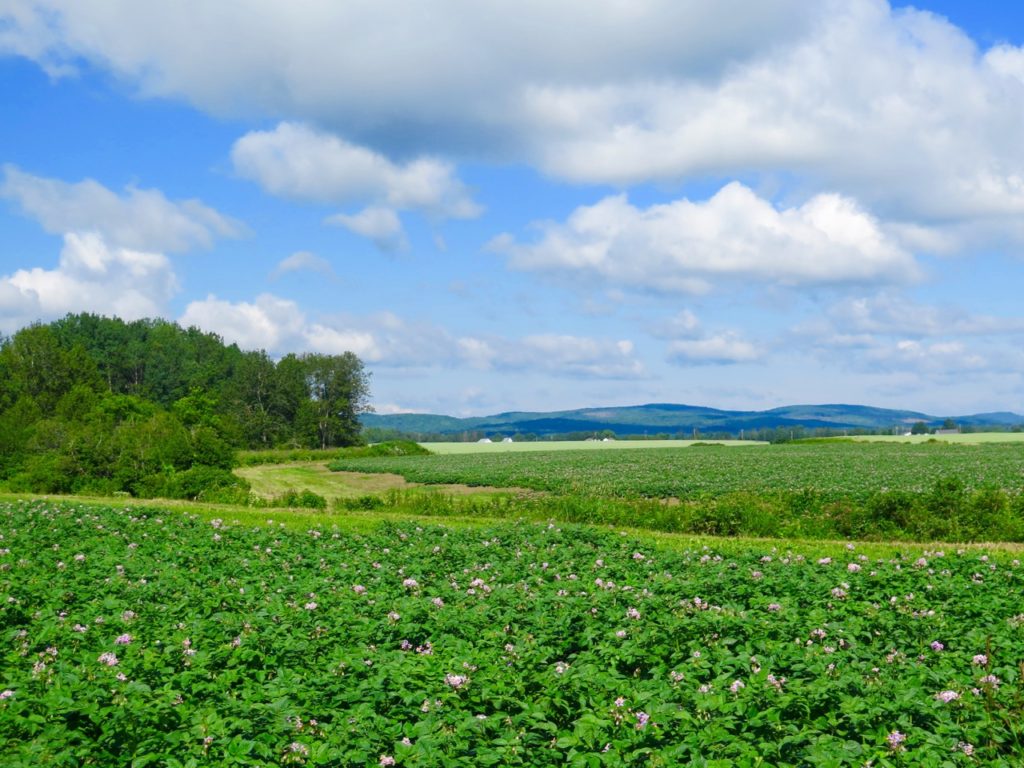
[
  {"x1": 651, "y1": 309, "x2": 701, "y2": 339},
  {"x1": 502, "y1": 334, "x2": 643, "y2": 378},
  {"x1": 492, "y1": 182, "x2": 918, "y2": 293},
  {"x1": 0, "y1": 232, "x2": 178, "y2": 332},
  {"x1": 232, "y1": 122, "x2": 480, "y2": 219},
  {"x1": 270, "y1": 251, "x2": 336, "y2": 280},
  {"x1": 1, "y1": 1, "x2": 809, "y2": 142},
  {"x1": 177, "y1": 293, "x2": 642, "y2": 377},
  {"x1": 864, "y1": 339, "x2": 989, "y2": 373},
  {"x1": 9, "y1": 2, "x2": 1024, "y2": 247},
  {"x1": 179, "y1": 293, "x2": 308, "y2": 352},
  {"x1": 372, "y1": 402, "x2": 419, "y2": 415},
  {"x1": 0, "y1": 165, "x2": 241, "y2": 251},
  {"x1": 826, "y1": 293, "x2": 1024, "y2": 337},
  {"x1": 325, "y1": 207, "x2": 407, "y2": 252},
  {"x1": 667, "y1": 332, "x2": 761, "y2": 365}
]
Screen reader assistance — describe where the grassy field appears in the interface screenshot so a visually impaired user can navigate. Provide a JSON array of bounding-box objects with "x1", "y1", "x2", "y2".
[
  {"x1": 330, "y1": 442, "x2": 1024, "y2": 501},
  {"x1": 421, "y1": 439, "x2": 763, "y2": 454},
  {"x1": 848, "y1": 432, "x2": 1024, "y2": 444}
]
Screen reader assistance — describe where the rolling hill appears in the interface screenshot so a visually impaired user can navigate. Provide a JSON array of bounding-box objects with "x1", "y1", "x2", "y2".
[{"x1": 361, "y1": 403, "x2": 1024, "y2": 439}]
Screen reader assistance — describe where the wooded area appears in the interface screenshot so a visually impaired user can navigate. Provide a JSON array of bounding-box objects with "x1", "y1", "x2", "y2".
[{"x1": 0, "y1": 313, "x2": 370, "y2": 497}]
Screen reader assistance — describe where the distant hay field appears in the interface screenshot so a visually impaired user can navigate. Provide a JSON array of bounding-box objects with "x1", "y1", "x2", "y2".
[{"x1": 420, "y1": 438, "x2": 764, "y2": 454}]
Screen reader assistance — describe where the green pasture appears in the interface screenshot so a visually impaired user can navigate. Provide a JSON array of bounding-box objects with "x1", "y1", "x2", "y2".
[
  {"x1": 330, "y1": 441, "x2": 1024, "y2": 501},
  {"x1": 421, "y1": 438, "x2": 762, "y2": 454},
  {"x1": 847, "y1": 431, "x2": 1024, "y2": 444}
]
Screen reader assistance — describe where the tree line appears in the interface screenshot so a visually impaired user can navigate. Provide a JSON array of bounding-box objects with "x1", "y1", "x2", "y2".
[{"x1": 0, "y1": 313, "x2": 370, "y2": 497}]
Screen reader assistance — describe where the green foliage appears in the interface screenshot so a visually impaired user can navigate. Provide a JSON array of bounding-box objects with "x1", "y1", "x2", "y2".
[
  {"x1": 2, "y1": 500, "x2": 1023, "y2": 765},
  {"x1": 254, "y1": 489, "x2": 328, "y2": 509},
  {"x1": 339, "y1": 440, "x2": 432, "y2": 458},
  {"x1": 0, "y1": 313, "x2": 373, "y2": 499},
  {"x1": 328, "y1": 443, "x2": 1024, "y2": 542}
]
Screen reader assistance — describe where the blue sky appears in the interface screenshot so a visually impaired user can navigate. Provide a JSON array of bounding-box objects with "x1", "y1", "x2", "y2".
[{"x1": 3, "y1": 1, "x2": 1024, "y2": 417}]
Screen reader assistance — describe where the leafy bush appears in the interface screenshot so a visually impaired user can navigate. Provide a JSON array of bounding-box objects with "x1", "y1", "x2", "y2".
[{"x1": 337, "y1": 440, "x2": 432, "y2": 458}]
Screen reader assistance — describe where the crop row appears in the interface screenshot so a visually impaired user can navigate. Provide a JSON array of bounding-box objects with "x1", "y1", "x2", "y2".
[
  {"x1": 1, "y1": 500, "x2": 1023, "y2": 765},
  {"x1": 329, "y1": 443, "x2": 1024, "y2": 502}
]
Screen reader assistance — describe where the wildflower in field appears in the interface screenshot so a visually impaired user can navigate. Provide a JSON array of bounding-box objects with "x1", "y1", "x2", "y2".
[
  {"x1": 98, "y1": 652, "x2": 119, "y2": 666},
  {"x1": 767, "y1": 603, "x2": 782, "y2": 612},
  {"x1": 632, "y1": 552, "x2": 645, "y2": 561},
  {"x1": 0, "y1": 690, "x2": 13, "y2": 700},
  {"x1": 114, "y1": 633, "x2": 133, "y2": 645},
  {"x1": 73, "y1": 623, "x2": 88, "y2": 633},
  {"x1": 121, "y1": 610, "x2": 137, "y2": 621},
  {"x1": 626, "y1": 607, "x2": 641, "y2": 620},
  {"x1": 935, "y1": 690, "x2": 960, "y2": 702},
  {"x1": 614, "y1": 696, "x2": 626, "y2": 707},
  {"x1": 669, "y1": 670, "x2": 684, "y2": 683},
  {"x1": 445, "y1": 673, "x2": 469, "y2": 689},
  {"x1": 972, "y1": 654, "x2": 988, "y2": 666},
  {"x1": 887, "y1": 731, "x2": 906, "y2": 751},
  {"x1": 379, "y1": 756, "x2": 396, "y2": 767},
  {"x1": 847, "y1": 563, "x2": 861, "y2": 573},
  {"x1": 956, "y1": 742, "x2": 974, "y2": 755},
  {"x1": 767, "y1": 674, "x2": 786, "y2": 691},
  {"x1": 402, "y1": 578, "x2": 419, "y2": 588},
  {"x1": 615, "y1": 629, "x2": 627, "y2": 639},
  {"x1": 285, "y1": 742, "x2": 309, "y2": 761},
  {"x1": 431, "y1": 597, "x2": 444, "y2": 608},
  {"x1": 352, "y1": 584, "x2": 367, "y2": 594},
  {"x1": 978, "y1": 674, "x2": 1000, "y2": 688},
  {"x1": 554, "y1": 661, "x2": 570, "y2": 674},
  {"x1": 751, "y1": 570, "x2": 763, "y2": 580},
  {"x1": 635, "y1": 711, "x2": 649, "y2": 729},
  {"x1": 930, "y1": 641, "x2": 944, "y2": 651},
  {"x1": 730, "y1": 679, "x2": 745, "y2": 693},
  {"x1": 817, "y1": 557, "x2": 832, "y2": 565}
]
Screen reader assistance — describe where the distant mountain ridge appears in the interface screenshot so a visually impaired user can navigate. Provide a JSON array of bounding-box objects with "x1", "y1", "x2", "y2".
[{"x1": 361, "y1": 403, "x2": 1024, "y2": 438}]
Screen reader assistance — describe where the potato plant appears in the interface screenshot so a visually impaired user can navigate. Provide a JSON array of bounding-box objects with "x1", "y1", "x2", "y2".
[{"x1": 1, "y1": 500, "x2": 1022, "y2": 766}]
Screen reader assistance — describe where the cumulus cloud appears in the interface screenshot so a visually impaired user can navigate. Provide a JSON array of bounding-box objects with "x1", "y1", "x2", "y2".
[
  {"x1": 0, "y1": 232, "x2": 178, "y2": 332},
  {"x1": 826, "y1": 293, "x2": 1024, "y2": 337},
  {"x1": 790, "y1": 292, "x2": 1024, "y2": 378},
  {"x1": 9, "y1": 2, "x2": 1024, "y2": 247},
  {"x1": 491, "y1": 182, "x2": 919, "y2": 294},
  {"x1": 0, "y1": 1, "x2": 809, "y2": 146},
  {"x1": 232, "y1": 122, "x2": 480, "y2": 216},
  {"x1": 667, "y1": 332, "x2": 762, "y2": 365},
  {"x1": 650, "y1": 309, "x2": 701, "y2": 339},
  {"x1": 0, "y1": 165, "x2": 241, "y2": 251},
  {"x1": 0, "y1": 167, "x2": 244, "y2": 332},
  {"x1": 177, "y1": 293, "x2": 641, "y2": 377},
  {"x1": 863, "y1": 339, "x2": 989, "y2": 374},
  {"x1": 179, "y1": 293, "x2": 309, "y2": 352},
  {"x1": 325, "y1": 207, "x2": 407, "y2": 252},
  {"x1": 270, "y1": 251, "x2": 336, "y2": 280},
  {"x1": 492, "y1": 335, "x2": 643, "y2": 379}
]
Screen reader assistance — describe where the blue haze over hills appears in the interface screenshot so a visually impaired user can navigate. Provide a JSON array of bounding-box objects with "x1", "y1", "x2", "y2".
[{"x1": 362, "y1": 404, "x2": 1024, "y2": 439}]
